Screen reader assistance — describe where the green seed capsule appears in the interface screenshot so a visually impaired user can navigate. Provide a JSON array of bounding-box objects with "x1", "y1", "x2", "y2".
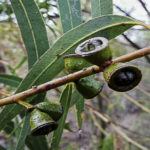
[
  {"x1": 63, "y1": 54, "x2": 91, "y2": 73},
  {"x1": 75, "y1": 76, "x2": 104, "y2": 99},
  {"x1": 103, "y1": 63, "x2": 142, "y2": 92},
  {"x1": 36, "y1": 101, "x2": 63, "y2": 121},
  {"x1": 30, "y1": 109, "x2": 58, "y2": 136},
  {"x1": 75, "y1": 37, "x2": 112, "y2": 66}
]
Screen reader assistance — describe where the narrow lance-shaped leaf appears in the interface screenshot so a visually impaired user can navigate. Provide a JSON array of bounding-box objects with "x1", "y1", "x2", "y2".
[
  {"x1": 15, "y1": 57, "x2": 27, "y2": 70},
  {"x1": 58, "y1": 0, "x2": 84, "y2": 108},
  {"x1": 10, "y1": 0, "x2": 49, "y2": 68},
  {"x1": 0, "y1": 15, "x2": 140, "y2": 131},
  {"x1": 4, "y1": 121, "x2": 14, "y2": 134},
  {"x1": 0, "y1": 145, "x2": 5, "y2": 150},
  {"x1": 102, "y1": 134, "x2": 114, "y2": 150},
  {"x1": 91, "y1": 0, "x2": 113, "y2": 18},
  {"x1": 51, "y1": 84, "x2": 72, "y2": 149},
  {"x1": 15, "y1": 113, "x2": 30, "y2": 150},
  {"x1": 0, "y1": 74, "x2": 22, "y2": 88},
  {"x1": 10, "y1": 1, "x2": 49, "y2": 148},
  {"x1": 58, "y1": 0, "x2": 82, "y2": 33},
  {"x1": 58, "y1": 1, "x2": 82, "y2": 110},
  {"x1": 70, "y1": 88, "x2": 83, "y2": 107},
  {"x1": 26, "y1": 136, "x2": 49, "y2": 150},
  {"x1": 76, "y1": 97, "x2": 84, "y2": 129}
]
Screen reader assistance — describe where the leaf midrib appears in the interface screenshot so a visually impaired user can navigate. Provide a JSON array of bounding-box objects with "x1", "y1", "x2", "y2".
[
  {"x1": 67, "y1": 0, "x2": 73, "y2": 28},
  {"x1": 0, "y1": 105, "x2": 18, "y2": 129}
]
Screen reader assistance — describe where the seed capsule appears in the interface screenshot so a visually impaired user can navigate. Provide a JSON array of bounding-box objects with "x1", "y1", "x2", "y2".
[
  {"x1": 30, "y1": 109, "x2": 58, "y2": 136},
  {"x1": 75, "y1": 76, "x2": 104, "y2": 99},
  {"x1": 63, "y1": 54, "x2": 91, "y2": 73},
  {"x1": 75, "y1": 37, "x2": 112, "y2": 66},
  {"x1": 36, "y1": 101, "x2": 63, "y2": 121},
  {"x1": 103, "y1": 63, "x2": 142, "y2": 92}
]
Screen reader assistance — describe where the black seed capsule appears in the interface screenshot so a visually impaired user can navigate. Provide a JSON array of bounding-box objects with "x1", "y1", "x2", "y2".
[{"x1": 103, "y1": 63, "x2": 142, "y2": 92}]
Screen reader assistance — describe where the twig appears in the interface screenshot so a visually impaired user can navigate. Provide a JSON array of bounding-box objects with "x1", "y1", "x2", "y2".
[
  {"x1": 85, "y1": 103, "x2": 110, "y2": 123},
  {"x1": 117, "y1": 123, "x2": 150, "y2": 138},
  {"x1": 0, "y1": 90, "x2": 10, "y2": 97},
  {"x1": 112, "y1": 46, "x2": 150, "y2": 63},
  {"x1": 115, "y1": 4, "x2": 150, "y2": 62},
  {"x1": 114, "y1": 4, "x2": 140, "y2": 21},
  {"x1": 136, "y1": 86, "x2": 150, "y2": 98},
  {"x1": 122, "y1": 34, "x2": 150, "y2": 63},
  {"x1": 0, "y1": 47, "x2": 150, "y2": 106},
  {"x1": 137, "y1": 0, "x2": 150, "y2": 17},
  {"x1": 112, "y1": 124, "x2": 148, "y2": 150},
  {"x1": 0, "y1": 60, "x2": 8, "y2": 65},
  {"x1": 86, "y1": 103, "x2": 149, "y2": 149},
  {"x1": 123, "y1": 93, "x2": 150, "y2": 113},
  {"x1": 89, "y1": 109, "x2": 108, "y2": 136},
  {"x1": 114, "y1": 4, "x2": 133, "y2": 18}
]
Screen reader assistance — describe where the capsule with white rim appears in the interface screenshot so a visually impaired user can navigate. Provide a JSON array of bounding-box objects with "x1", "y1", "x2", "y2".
[
  {"x1": 103, "y1": 63, "x2": 142, "y2": 92},
  {"x1": 75, "y1": 37, "x2": 112, "y2": 66}
]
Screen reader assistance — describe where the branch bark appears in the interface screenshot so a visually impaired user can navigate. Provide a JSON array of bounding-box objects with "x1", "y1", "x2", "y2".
[
  {"x1": 137, "y1": 0, "x2": 150, "y2": 17},
  {"x1": 0, "y1": 46, "x2": 150, "y2": 106}
]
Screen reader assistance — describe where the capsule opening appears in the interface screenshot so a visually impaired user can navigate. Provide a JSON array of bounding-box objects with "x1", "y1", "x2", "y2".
[
  {"x1": 31, "y1": 122, "x2": 58, "y2": 136},
  {"x1": 108, "y1": 67, "x2": 142, "y2": 92},
  {"x1": 80, "y1": 39, "x2": 103, "y2": 52}
]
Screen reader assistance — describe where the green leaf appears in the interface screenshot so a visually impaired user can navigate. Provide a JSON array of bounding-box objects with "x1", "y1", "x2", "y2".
[
  {"x1": 91, "y1": 0, "x2": 113, "y2": 18},
  {"x1": 0, "y1": 15, "x2": 139, "y2": 131},
  {"x1": 0, "y1": 74, "x2": 22, "y2": 87},
  {"x1": 15, "y1": 57, "x2": 27, "y2": 70},
  {"x1": 51, "y1": 84, "x2": 72, "y2": 149},
  {"x1": 58, "y1": 0, "x2": 82, "y2": 33},
  {"x1": 10, "y1": 0, "x2": 49, "y2": 68},
  {"x1": 6, "y1": 1, "x2": 49, "y2": 149},
  {"x1": 70, "y1": 88, "x2": 83, "y2": 107},
  {"x1": 76, "y1": 97, "x2": 84, "y2": 130},
  {"x1": 0, "y1": 145, "x2": 5, "y2": 150},
  {"x1": 64, "y1": 122, "x2": 73, "y2": 132},
  {"x1": 102, "y1": 134, "x2": 114, "y2": 150},
  {"x1": 4, "y1": 121, "x2": 14, "y2": 134},
  {"x1": 7, "y1": 120, "x2": 23, "y2": 139},
  {"x1": 15, "y1": 113, "x2": 30, "y2": 150},
  {"x1": 14, "y1": 117, "x2": 22, "y2": 139},
  {"x1": 26, "y1": 136, "x2": 49, "y2": 150}
]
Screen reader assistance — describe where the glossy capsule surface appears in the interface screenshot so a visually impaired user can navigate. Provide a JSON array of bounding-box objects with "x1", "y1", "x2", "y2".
[{"x1": 103, "y1": 63, "x2": 142, "y2": 92}]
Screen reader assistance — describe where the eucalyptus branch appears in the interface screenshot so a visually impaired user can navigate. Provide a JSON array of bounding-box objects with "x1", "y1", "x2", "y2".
[{"x1": 0, "y1": 46, "x2": 150, "y2": 106}]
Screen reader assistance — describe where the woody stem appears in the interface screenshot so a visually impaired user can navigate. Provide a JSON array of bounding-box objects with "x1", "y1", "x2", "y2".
[{"x1": 0, "y1": 46, "x2": 150, "y2": 107}]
